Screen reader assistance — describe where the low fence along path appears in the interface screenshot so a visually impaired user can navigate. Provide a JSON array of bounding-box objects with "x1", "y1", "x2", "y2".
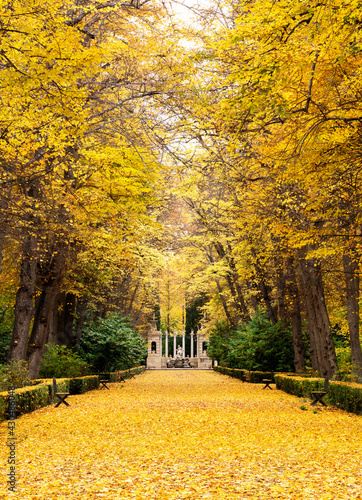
[{"x1": 1, "y1": 370, "x2": 362, "y2": 499}]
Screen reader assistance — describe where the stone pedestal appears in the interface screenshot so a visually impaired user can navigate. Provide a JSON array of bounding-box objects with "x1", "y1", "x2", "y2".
[
  {"x1": 147, "y1": 353, "x2": 162, "y2": 369},
  {"x1": 146, "y1": 316, "x2": 162, "y2": 369}
]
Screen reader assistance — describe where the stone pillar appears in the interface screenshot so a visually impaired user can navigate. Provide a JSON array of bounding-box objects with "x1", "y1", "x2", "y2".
[
  {"x1": 196, "y1": 332, "x2": 200, "y2": 358},
  {"x1": 182, "y1": 331, "x2": 185, "y2": 357},
  {"x1": 159, "y1": 332, "x2": 162, "y2": 357},
  {"x1": 165, "y1": 331, "x2": 169, "y2": 357},
  {"x1": 190, "y1": 330, "x2": 194, "y2": 357},
  {"x1": 173, "y1": 332, "x2": 177, "y2": 358}
]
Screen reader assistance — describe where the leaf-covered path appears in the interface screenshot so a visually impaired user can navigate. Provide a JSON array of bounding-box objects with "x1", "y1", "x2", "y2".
[{"x1": 1, "y1": 370, "x2": 362, "y2": 499}]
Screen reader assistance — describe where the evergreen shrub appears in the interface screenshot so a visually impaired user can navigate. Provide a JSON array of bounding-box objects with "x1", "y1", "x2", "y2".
[
  {"x1": 79, "y1": 313, "x2": 147, "y2": 372},
  {"x1": 208, "y1": 310, "x2": 294, "y2": 372},
  {"x1": 39, "y1": 344, "x2": 90, "y2": 378}
]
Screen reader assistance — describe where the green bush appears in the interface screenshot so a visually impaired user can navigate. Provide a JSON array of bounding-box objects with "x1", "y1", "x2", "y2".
[
  {"x1": 79, "y1": 313, "x2": 147, "y2": 372},
  {"x1": 208, "y1": 310, "x2": 294, "y2": 372},
  {"x1": 335, "y1": 346, "x2": 352, "y2": 381},
  {"x1": 0, "y1": 300, "x2": 15, "y2": 364},
  {"x1": 39, "y1": 344, "x2": 90, "y2": 378},
  {"x1": 0, "y1": 360, "x2": 31, "y2": 391},
  {"x1": 207, "y1": 321, "x2": 235, "y2": 365},
  {"x1": 227, "y1": 309, "x2": 294, "y2": 372}
]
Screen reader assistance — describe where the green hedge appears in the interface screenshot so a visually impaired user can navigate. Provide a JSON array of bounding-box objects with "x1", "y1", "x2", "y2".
[
  {"x1": 69, "y1": 376, "x2": 99, "y2": 395},
  {"x1": 249, "y1": 371, "x2": 274, "y2": 383},
  {"x1": 100, "y1": 366, "x2": 146, "y2": 382},
  {"x1": 214, "y1": 368, "x2": 362, "y2": 415},
  {"x1": 274, "y1": 374, "x2": 323, "y2": 397},
  {"x1": 0, "y1": 380, "x2": 67, "y2": 421},
  {"x1": 0, "y1": 377, "x2": 71, "y2": 421},
  {"x1": 0, "y1": 366, "x2": 145, "y2": 421},
  {"x1": 274, "y1": 374, "x2": 362, "y2": 415},
  {"x1": 214, "y1": 366, "x2": 274, "y2": 383}
]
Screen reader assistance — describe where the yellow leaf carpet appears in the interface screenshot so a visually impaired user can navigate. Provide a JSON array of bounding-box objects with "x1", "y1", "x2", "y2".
[{"x1": 1, "y1": 370, "x2": 362, "y2": 499}]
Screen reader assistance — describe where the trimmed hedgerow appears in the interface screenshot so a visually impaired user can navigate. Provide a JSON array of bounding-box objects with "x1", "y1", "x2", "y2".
[
  {"x1": 69, "y1": 375, "x2": 99, "y2": 395},
  {"x1": 274, "y1": 374, "x2": 323, "y2": 398},
  {"x1": 274, "y1": 374, "x2": 362, "y2": 415},
  {"x1": 0, "y1": 383, "x2": 51, "y2": 421},
  {"x1": 249, "y1": 371, "x2": 274, "y2": 383},
  {"x1": 214, "y1": 366, "x2": 274, "y2": 383},
  {"x1": 100, "y1": 366, "x2": 146, "y2": 383},
  {"x1": 327, "y1": 381, "x2": 362, "y2": 414},
  {"x1": 0, "y1": 366, "x2": 146, "y2": 421}
]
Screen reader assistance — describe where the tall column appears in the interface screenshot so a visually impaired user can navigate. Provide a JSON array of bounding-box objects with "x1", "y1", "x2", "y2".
[
  {"x1": 159, "y1": 332, "x2": 162, "y2": 357},
  {"x1": 182, "y1": 331, "x2": 185, "y2": 357},
  {"x1": 190, "y1": 330, "x2": 194, "y2": 357},
  {"x1": 165, "y1": 331, "x2": 169, "y2": 357},
  {"x1": 196, "y1": 333, "x2": 200, "y2": 358},
  {"x1": 173, "y1": 332, "x2": 177, "y2": 358}
]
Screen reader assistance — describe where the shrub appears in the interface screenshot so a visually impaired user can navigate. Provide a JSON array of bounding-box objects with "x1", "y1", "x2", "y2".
[
  {"x1": 0, "y1": 360, "x2": 31, "y2": 391},
  {"x1": 206, "y1": 320, "x2": 235, "y2": 366},
  {"x1": 39, "y1": 344, "x2": 90, "y2": 378},
  {"x1": 228, "y1": 309, "x2": 294, "y2": 371},
  {"x1": 335, "y1": 346, "x2": 352, "y2": 381},
  {"x1": 209, "y1": 309, "x2": 294, "y2": 372},
  {"x1": 0, "y1": 285, "x2": 16, "y2": 364},
  {"x1": 79, "y1": 312, "x2": 147, "y2": 372}
]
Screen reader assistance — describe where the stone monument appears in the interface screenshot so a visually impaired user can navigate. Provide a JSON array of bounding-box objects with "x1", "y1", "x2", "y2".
[{"x1": 146, "y1": 318, "x2": 212, "y2": 369}]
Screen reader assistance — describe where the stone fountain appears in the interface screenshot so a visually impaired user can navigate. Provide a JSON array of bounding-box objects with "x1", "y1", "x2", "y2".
[{"x1": 167, "y1": 345, "x2": 192, "y2": 368}]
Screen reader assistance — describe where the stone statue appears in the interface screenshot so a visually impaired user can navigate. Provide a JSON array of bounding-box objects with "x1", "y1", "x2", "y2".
[{"x1": 176, "y1": 345, "x2": 183, "y2": 359}]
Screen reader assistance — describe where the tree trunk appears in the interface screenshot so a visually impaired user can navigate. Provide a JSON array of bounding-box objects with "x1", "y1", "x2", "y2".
[
  {"x1": 246, "y1": 279, "x2": 260, "y2": 311},
  {"x1": 207, "y1": 244, "x2": 237, "y2": 328},
  {"x1": 215, "y1": 278, "x2": 237, "y2": 329},
  {"x1": 74, "y1": 299, "x2": 87, "y2": 351},
  {"x1": 286, "y1": 258, "x2": 305, "y2": 372},
  {"x1": 214, "y1": 242, "x2": 249, "y2": 324},
  {"x1": 27, "y1": 253, "x2": 64, "y2": 379},
  {"x1": 7, "y1": 236, "x2": 37, "y2": 363},
  {"x1": 259, "y1": 278, "x2": 278, "y2": 324},
  {"x1": 250, "y1": 247, "x2": 278, "y2": 324},
  {"x1": 64, "y1": 293, "x2": 76, "y2": 348},
  {"x1": 127, "y1": 280, "x2": 140, "y2": 316},
  {"x1": 227, "y1": 244, "x2": 250, "y2": 322},
  {"x1": 0, "y1": 231, "x2": 6, "y2": 275},
  {"x1": 49, "y1": 291, "x2": 66, "y2": 345},
  {"x1": 343, "y1": 251, "x2": 362, "y2": 380},
  {"x1": 276, "y1": 268, "x2": 287, "y2": 322},
  {"x1": 298, "y1": 254, "x2": 339, "y2": 378}
]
